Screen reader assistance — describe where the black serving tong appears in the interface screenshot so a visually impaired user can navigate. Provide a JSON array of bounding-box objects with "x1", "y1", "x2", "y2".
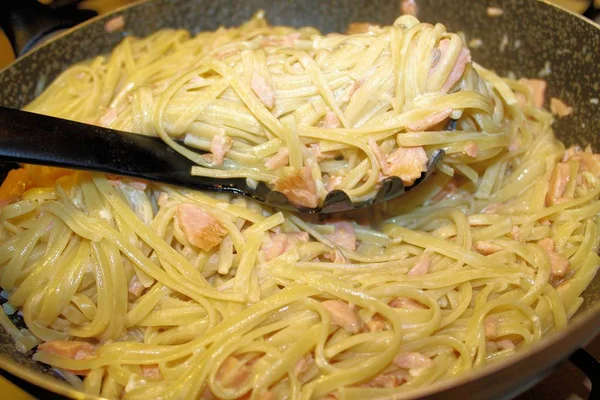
[{"x1": 0, "y1": 106, "x2": 443, "y2": 214}]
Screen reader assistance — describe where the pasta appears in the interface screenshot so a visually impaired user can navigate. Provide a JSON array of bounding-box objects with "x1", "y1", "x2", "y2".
[
  {"x1": 0, "y1": 12, "x2": 599, "y2": 400},
  {"x1": 23, "y1": 12, "x2": 506, "y2": 208}
]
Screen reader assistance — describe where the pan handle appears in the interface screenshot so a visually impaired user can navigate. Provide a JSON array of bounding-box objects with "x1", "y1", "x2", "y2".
[
  {"x1": 0, "y1": 0, "x2": 96, "y2": 56},
  {"x1": 569, "y1": 348, "x2": 600, "y2": 399}
]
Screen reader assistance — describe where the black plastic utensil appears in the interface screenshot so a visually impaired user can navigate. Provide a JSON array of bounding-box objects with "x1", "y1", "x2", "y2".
[{"x1": 0, "y1": 106, "x2": 443, "y2": 214}]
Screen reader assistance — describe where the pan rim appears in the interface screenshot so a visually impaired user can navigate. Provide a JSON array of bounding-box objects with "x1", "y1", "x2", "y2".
[{"x1": 0, "y1": 353, "x2": 94, "y2": 399}]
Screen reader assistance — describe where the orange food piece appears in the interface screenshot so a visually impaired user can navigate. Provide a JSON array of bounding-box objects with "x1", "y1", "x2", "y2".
[
  {"x1": 473, "y1": 241, "x2": 503, "y2": 255},
  {"x1": 390, "y1": 297, "x2": 427, "y2": 310},
  {"x1": 364, "y1": 371, "x2": 406, "y2": 388},
  {"x1": 24, "y1": 165, "x2": 73, "y2": 187},
  {"x1": 261, "y1": 231, "x2": 310, "y2": 261},
  {"x1": 37, "y1": 340, "x2": 97, "y2": 375},
  {"x1": 321, "y1": 300, "x2": 363, "y2": 333},
  {"x1": 387, "y1": 146, "x2": 428, "y2": 185},
  {"x1": 273, "y1": 166, "x2": 318, "y2": 208},
  {"x1": 518, "y1": 78, "x2": 547, "y2": 109},
  {"x1": 550, "y1": 97, "x2": 573, "y2": 118},
  {"x1": 325, "y1": 221, "x2": 357, "y2": 251},
  {"x1": 177, "y1": 203, "x2": 228, "y2": 251},
  {"x1": 0, "y1": 168, "x2": 32, "y2": 204},
  {"x1": 366, "y1": 314, "x2": 389, "y2": 332},
  {"x1": 406, "y1": 109, "x2": 453, "y2": 132},
  {"x1": 251, "y1": 71, "x2": 275, "y2": 109},
  {"x1": 408, "y1": 253, "x2": 430, "y2": 276},
  {"x1": 0, "y1": 166, "x2": 75, "y2": 206},
  {"x1": 37, "y1": 340, "x2": 96, "y2": 359},
  {"x1": 347, "y1": 22, "x2": 376, "y2": 34},
  {"x1": 538, "y1": 238, "x2": 570, "y2": 278}
]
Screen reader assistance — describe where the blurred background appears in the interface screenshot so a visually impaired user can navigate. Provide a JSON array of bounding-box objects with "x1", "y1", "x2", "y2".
[{"x1": 0, "y1": 0, "x2": 599, "y2": 399}]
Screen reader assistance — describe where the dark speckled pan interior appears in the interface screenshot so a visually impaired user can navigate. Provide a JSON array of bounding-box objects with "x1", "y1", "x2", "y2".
[{"x1": 0, "y1": 1, "x2": 599, "y2": 399}]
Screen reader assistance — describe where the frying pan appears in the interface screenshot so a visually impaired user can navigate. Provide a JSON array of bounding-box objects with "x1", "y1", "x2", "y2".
[{"x1": 0, "y1": 0, "x2": 600, "y2": 398}]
